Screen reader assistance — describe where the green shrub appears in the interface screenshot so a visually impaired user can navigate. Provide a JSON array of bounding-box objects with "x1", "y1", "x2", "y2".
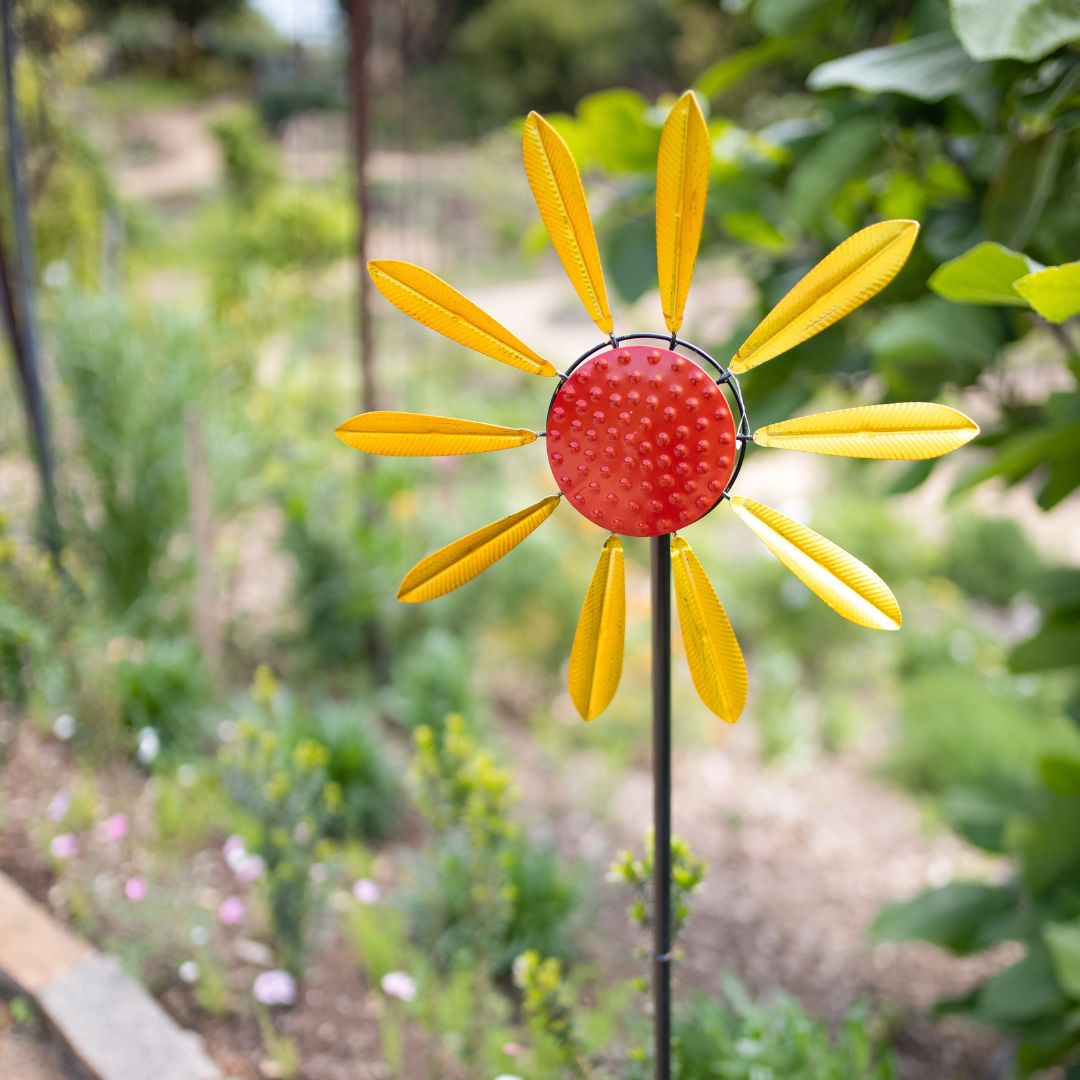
[
  {"x1": 280, "y1": 698, "x2": 403, "y2": 841},
  {"x1": 872, "y1": 745, "x2": 1080, "y2": 1075},
  {"x1": 51, "y1": 295, "x2": 210, "y2": 619},
  {"x1": 404, "y1": 718, "x2": 585, "y2": 976},
  {"x1": 381, "y1": 628, "x2": 476, "y2": 733},
  {"x1": 888, "y1": 663, "x2": 1075, "y2": 797},
  {"x1": 0, "y1": 599, "x2": 47, "y2": 711},
  {"x1": 199, "y1": 6, "x2": 283, "y2": 71},
  {"x1": 114, "y1": 637, "x2": 210, "y2": 757},
  {"x1": 211, "y1": 107, "x2": 280, "y2": 203},
  {"x1": 650, "y1": 979, "x2": 895, "y2": 1080},
  {"x1": 450, "y1": 0, "x2": 678, "y2": 122},
  {"x1": 256, "y1": 68, "x2": 344, "y2": 133},
  {"x1": 219, "y1": 670, "x2": 337, "y2": 977},
  {"x1": 940, "y1": 514, "x2": 1044, "y2": 608}
]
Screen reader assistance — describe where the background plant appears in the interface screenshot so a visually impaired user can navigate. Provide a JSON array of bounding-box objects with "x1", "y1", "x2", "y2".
[{"x1": 219, "y1": 668, "x2": 337, "y2": 977}]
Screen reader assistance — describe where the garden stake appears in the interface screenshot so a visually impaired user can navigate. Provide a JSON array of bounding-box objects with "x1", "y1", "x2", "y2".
[
  {"x1": 652, "y1": 534, "x2": 672, "y2": 1079},
  {"x1": 336, "y1": 91, "x2": 980, "y2": 1075}
]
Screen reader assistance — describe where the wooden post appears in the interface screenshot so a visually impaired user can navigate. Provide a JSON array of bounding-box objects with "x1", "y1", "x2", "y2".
[{"x1": 185, "y1": 409, "x2": 221, "y2": 678}]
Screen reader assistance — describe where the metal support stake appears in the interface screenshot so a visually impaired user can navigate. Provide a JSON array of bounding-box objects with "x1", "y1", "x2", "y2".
[{"x1": 651, "y1": 534, "x2": 672, "y2": 1080}]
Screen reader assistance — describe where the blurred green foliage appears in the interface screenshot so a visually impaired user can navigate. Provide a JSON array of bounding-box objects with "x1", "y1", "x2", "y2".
[
  {"x1": 872, "y1": 744, "x2": 1080, "y2": 1073},
  {"x1": 50, "y1": 293, "x2": 211, "y2": 619},
  {"x1": 629, "y1": 978, "x2": 896, "y2": 1080},
  {"x1": 220, "y1": 668, "x2": 338, "y2": 976},
  {"x1": 0, "y1": 1, "x2": 115, "y2": 286},
  {"x1": 405, "y1": 716, "x2": 585, "y2": 976},
  {"x1": 114, "y1": 637, "x2": 210, "y2": 755},
  {"x1": 278, "y1": 696, "x2": 404, "y2": 841}
]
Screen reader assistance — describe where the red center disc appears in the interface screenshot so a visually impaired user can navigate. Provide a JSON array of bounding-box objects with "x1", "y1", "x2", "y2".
[{"x1": 546, "y1": 345, "x2": 737, "y2": 537}]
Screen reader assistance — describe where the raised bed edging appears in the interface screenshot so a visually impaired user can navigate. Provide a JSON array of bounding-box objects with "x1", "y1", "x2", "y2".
[{"x1": 0, "y1": 871, "x2": 223, "y2": 1080}]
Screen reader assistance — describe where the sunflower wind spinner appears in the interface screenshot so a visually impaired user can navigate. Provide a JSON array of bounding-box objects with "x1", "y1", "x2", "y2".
[{"x1": 337, "y1": 92, "x2": 979, "y2": 725}]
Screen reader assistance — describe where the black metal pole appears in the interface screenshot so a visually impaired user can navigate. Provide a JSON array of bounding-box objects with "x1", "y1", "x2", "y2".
[
  {"x1": 651, "y1": 534, "x2": 672, "y2": 1080},
  {"x1": 1, "y1": 0, "x2": 61, "y2": 559}
]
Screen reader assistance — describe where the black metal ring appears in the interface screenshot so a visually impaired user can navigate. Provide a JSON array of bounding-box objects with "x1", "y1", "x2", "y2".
[{"x1": 548, "y1": 332, "x2": 750, "y2": 502}]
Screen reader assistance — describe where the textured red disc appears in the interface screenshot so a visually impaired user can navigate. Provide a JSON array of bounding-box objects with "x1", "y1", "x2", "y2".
[{"x1": 546, "y1": 345, "x2": 737, "y2": 537}]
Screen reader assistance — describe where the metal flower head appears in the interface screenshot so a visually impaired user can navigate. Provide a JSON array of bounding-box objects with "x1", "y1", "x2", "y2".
[{"x1": 337, "y1": 92, "x2": 978, "y2": 724}]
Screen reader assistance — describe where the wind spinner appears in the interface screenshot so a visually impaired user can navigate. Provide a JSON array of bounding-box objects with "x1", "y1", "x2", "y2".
[{"x1": 337, "y1": 92, "x2": 978, "y2": 1076}]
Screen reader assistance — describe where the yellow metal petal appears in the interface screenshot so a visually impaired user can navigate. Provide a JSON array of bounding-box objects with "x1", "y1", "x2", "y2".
[
  {"x1": 729, "y1": 497, "x2": 901, "y2": 631},
  {"x1": 336, "y1": 412, "x2": 538, "y2": 457},
  {"x1": 671, "y1": 535, "x2": 747, "y2": 724},
  {"x1": 656, "y1": 91, "x2": 711, "y2": 336},
  {"x1": 522, "y1": 112, "x2": 613, "y2": 335},
  {"x1": 368, "y1": 260, "x2": 556, "y2": 378},
  {"x1": 753, "y1": 402, "x2": 979, "y2": 460},
  {"x1": 568, "y1": 536, "x2": 625, "y2": 722},
  {"x1": 397, "y1": 495, "x2": 560, "y2": 603},
  {"x1": 730, "y1": 220, "x2": 919, "y2": 374}
]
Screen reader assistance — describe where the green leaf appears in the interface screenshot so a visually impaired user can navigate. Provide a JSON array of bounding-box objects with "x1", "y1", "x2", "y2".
[
  {"x1": 604, "y1": 214, "x2": 657, "y2": 304},
  {"x1": 983, "y1": 131, "x2": 1066, "y2": 250},
  {"x1": 1017, "y1": 794, "x2": 1080, "y2": 894},
  {"x1": 753, "y1": 0, "x2": 822, "y2": 36},
  {"x1": 929, "y1": 242, "x2": 1039, "y2": 306},
  {"x1": 574, "y1": 89, "x2": 658, "y2": 174},
  {"x1": 807, "y1": 31, "x2": 989, "y2": 103},
  {"x1": 887, "y1": 459, "x2": 937, "y2": 495},
  {"x1": 945, "y1": 787, "x2": 1025, "y2": 853},
  {"x1": 950, "y1": 0, "x2": 1080, "y2": 62},
  {"x1": 869, "y1": 882, "x2": 1015, "y2": 955},
  {"x1": 1040, "y1": 755, "x2": 1080, "y2": 796},
  {"x1": 1011, "y1": 623, "x2": 1080, "y2": 674},
  {"x1": 868, "y1": 296, "x2": 1002, "y2": 398},
  {"x1": 1014, "y1": 261, "x2": 1080, "y2": 323},
  {"x1": 977, "y1": 945, "x2": 1067, "y2": 1026},
  {"x1": 695, "y1": 38, "x2": 793, "y2": 100},
  {"x1": 721, "y1": 210, "x2": 789, "y2": 251},
  {"x1": 1046, "y1": 922, "x2": 1080, "y2": 1000},
  {"x1": 785, "y1": 114, "x2": 881, "y2": 227}
]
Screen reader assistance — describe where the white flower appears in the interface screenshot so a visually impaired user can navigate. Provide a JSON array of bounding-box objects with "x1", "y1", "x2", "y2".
[
  {"x1": 223, "y1": 835, "x2": 247, "y2": 871},
  {"x1": 136, "y1": 727, "x2": 160, "y2": 766},
  {"x1": 381, "y1": 971, "x2": 417, "y2": 1002},
  {"x1": 42, "y1": 260, "x2": 71, "y2": 290},
  {"x1": 179, "y1": 960, "x2": 200, "y2": 984},
  {"x1": 52, "y1": 714, "x2": 76, "y2": 741}
]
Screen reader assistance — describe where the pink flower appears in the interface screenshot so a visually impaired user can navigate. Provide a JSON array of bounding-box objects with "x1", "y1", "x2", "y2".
[
  {"x1": 381, "y1": 971, "x2": 417, "y2": 1002},
  {"x1": 217, "y1": 896, "x2": 246, "y2": 926},
  {"x1": 502, "y1": 1043, "x2": 525, "y2": 1058},
  {"x1": 47, "y1": 791, "x2": 70, "y2": 823},
  {"x1": 102, "y1": 814, "x2": 129, "y2": 842},
  {"x1": 49, "y1": 833, "x2": 78, "y2": 860},
  {"x1": 252, "y1": 970, "x2": 296, "y2": 1007},
  {"x1": 352, "y1": 878, "x2": 379, "y2": 905},
  {"x1": 124, "y1": 877, "x2": 148, "y2": 902}
]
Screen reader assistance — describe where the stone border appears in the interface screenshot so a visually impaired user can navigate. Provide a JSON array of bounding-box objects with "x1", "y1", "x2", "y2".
[{"x1": 0, "y1": 871, "x2": 222, "y2": 1080}]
